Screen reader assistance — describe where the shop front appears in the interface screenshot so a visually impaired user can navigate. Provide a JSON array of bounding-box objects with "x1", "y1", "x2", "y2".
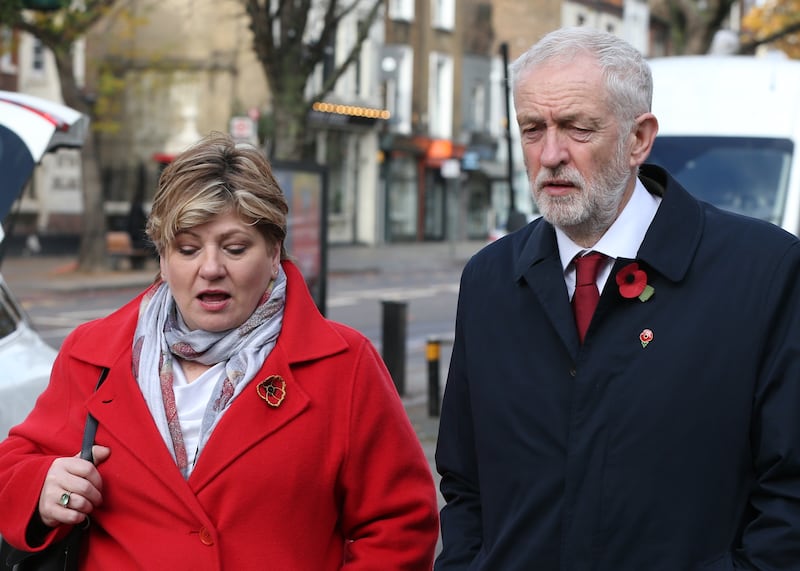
[{"x1": 382, "y1": 134, "x2": 510, "y2": 242}]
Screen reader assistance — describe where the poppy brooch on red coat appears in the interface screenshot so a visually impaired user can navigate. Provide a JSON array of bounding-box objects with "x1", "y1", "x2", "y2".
[
  {"x1": 615, "y1": 262, "x2": 654, "y2": 302},
  {"x1": 257, "y1": 375, "x2": 286, "y2": 408}
]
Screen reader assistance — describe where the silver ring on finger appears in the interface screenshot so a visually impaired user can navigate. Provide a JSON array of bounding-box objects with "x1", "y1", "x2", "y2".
[{"x1": 58, "y1": 491, "x2": 72, "y2": 508}]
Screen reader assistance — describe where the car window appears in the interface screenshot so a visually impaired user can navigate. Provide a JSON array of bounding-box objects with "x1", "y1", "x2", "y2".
[{"x1": 648, "y1": 136, "x2": 794, "y2": 225}]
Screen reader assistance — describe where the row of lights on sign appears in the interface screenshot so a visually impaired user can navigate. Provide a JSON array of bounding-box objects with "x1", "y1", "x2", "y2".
[{"x1": 312, "y1": 102, "x2": 391, "y2": 120}]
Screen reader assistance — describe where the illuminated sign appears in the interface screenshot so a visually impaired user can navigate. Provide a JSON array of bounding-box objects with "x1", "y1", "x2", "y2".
[{"x1": 309, "y1": 102, "x2": 390, "y2": 128}]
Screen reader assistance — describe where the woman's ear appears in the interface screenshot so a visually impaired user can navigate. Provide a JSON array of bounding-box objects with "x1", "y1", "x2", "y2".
[
  {"x1": 630, "y1": 112, "x2": 659, "y2": 167},
  {"x1": 271, "y1": 241, "x2": 282, "y2": 277}
]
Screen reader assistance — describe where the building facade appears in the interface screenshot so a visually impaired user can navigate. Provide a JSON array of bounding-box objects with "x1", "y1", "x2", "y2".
[
  {"x1": 2, "y1": 28, "x2": 85, "y2": 241},
  {"x1": 87, "y1": 0, "x2": 271, "y2": 210},
  {"x1": 306, "y1": 1, "x2": 388, "y2": 244},
  {"x1": 4, "y1": 0, "x2": 675, "y2": 249},
  {"x1": 379, "y1": 0, "x2": 467, "y2": 242},
  {"x1": 85, "y1": 0, "x2": 388, "y2": 245}
]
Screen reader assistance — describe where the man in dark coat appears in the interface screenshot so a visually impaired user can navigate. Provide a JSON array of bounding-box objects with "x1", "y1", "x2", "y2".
[{"x1": 435, "y1": 27, "x2": 800, "y2": 570}]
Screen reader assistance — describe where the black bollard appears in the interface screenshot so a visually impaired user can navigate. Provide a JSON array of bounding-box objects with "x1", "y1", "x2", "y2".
[
  {"x1": 426, "y1": 337, "x2": 441, "y2": 417},
  {"x1": 381, "y1": 300, "x2": 407, "y2": 396}
]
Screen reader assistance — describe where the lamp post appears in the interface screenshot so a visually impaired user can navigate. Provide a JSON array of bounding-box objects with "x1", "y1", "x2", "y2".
[{"x1": 499, "y1": 42, "x2": 526, "y2": 232}]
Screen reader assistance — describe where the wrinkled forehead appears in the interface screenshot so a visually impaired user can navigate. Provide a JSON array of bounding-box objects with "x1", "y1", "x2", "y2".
[
  {"x1": 518, "y1": 51, "x2": 602, "y2": 86},
  {"x1": 515, "y1": 55, "x2": 608, "y2": 107}
]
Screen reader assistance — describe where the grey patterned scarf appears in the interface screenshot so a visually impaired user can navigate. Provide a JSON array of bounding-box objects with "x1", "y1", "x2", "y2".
[{"x1": 133, "y1": 265, "x2": 287, "y2": 478}]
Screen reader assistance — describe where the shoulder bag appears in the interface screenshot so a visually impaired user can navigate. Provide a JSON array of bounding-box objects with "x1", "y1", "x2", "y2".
[{"x1": 0, "y1": 367, "x2": 109, "y2": 571}]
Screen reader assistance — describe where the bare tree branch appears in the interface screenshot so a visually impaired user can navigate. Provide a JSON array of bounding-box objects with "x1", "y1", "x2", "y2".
[
  {"x1": 312, "y1": 0, "x2": 382, "y2": 110},
  {"x1": 651, "y1": 0, "x2": 741, "y2": 54},
  {"x1": 242, "y1": 0, "x2": 386, "y2": 159}
]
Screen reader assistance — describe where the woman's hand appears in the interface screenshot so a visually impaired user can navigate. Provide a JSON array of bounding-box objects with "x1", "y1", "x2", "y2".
[{"x1": 37, "y1": 445, "x2": 111, "y2": 528}]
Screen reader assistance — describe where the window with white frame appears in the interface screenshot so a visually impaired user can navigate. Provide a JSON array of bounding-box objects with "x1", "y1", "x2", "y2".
[
  {"x1": 382, "y1": 46, "x2": 413, "y2": 134},
  {"x1": 0, "y1": 29, "x2": 16, "y2": 74},
  {"x1": 389, "y1": 0, "x2": 414, "y2": 21},
  {"x1": 432, "y1": 0, "x2": 455, "y2": 31},
  {"x1": 429, "y1": 52, "x2": 454, "y2": 138},
  {"x1": 471, "y1": 82, "x2": 486, "y2": 132},
  {"x1": 489, "y1": 57, "x2": 505, "y2": 140},
  {"x1": 32, "y1": 38, "x2": 45, "y2": 74}
]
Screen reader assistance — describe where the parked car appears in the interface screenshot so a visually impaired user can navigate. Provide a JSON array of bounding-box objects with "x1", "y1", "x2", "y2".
[{"x1": 0, "y1": 91, "x2": 88, "y2": 437}]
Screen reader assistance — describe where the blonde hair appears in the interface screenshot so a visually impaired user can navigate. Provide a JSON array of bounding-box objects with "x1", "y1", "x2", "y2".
[{"x1": 147, "y1": 132, "x2": 289, "y2": 259}]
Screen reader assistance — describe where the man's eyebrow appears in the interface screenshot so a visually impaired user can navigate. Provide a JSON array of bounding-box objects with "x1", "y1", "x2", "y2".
[
  {"x1": 516, "y1": 112, "x2": 544, "y2": 124},
  {"x1": 517, "y1": 112, "x2": 600, "y2": 129}
]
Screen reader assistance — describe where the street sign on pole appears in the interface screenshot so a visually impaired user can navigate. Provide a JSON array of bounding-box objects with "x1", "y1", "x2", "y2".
[{"x1": 229, "y1": 116, "x2": 258, "y2": 145}]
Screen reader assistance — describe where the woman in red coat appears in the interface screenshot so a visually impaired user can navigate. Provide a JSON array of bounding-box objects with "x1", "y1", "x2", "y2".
[{"x1": 0, "y1": 132, "x2": 439, "y2": 570}]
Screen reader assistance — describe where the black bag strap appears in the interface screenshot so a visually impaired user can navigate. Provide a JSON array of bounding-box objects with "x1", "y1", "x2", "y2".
[
  {"x1": 0, "y1": 367, "x2": 110, "y2": 568},
  {"x1": 79, "y1": 367, "x2": 109, "y2": 463}
]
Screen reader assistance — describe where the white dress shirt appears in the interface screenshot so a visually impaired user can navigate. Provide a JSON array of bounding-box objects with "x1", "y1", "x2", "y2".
[{"x1": 557, "y1": 178, "x2": 662, "y2": 300}]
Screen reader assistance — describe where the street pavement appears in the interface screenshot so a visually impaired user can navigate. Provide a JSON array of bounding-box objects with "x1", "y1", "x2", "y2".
[{"x1": 0, "y1": 238, "x2": 489, "y2": 522}]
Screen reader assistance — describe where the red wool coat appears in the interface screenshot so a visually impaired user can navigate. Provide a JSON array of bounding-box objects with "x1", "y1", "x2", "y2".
[{"x1": 0, "y1": 261, "x2": 439, "y2": 570}]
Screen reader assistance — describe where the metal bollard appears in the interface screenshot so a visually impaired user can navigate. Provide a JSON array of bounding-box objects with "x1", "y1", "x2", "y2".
[
  {"x1": 426, "y1": 337, "x2": 442, "y2": 417},
  {"x1": 381, "y1": 300, "x2": 407, "y2": 396}
]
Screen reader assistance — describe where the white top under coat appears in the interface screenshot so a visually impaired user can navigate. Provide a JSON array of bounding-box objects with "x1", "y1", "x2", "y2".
[{"x1": 171, "y1": 360, "x2": 226, "y2": 464}]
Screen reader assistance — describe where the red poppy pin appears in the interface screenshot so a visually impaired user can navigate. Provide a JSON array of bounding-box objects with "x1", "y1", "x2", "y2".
[
  {"x1": 640, "y1": 328, "x2": 654, "y2": 348},
  {"x1": 615, "y1": 262, "x2": 654, "y2": 302},
  {"x1": 256, "y1": 375, "x2": 286, "y2": 408}
]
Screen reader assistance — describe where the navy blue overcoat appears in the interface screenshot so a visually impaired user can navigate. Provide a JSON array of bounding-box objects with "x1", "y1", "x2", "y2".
[{"x1": 435, "y1": 164, "x2": 800, "y2": 570}]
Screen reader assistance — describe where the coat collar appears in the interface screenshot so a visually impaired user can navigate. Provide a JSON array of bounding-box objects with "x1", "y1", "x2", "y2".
[
  {"x1": 514, "y1": 164, "x2": 703, "y2": 286},
  {"x1": 70, "y1": 260, "x2": 346, "y2": 368},
  {"x1": 635, "y1": 163, "x2": 703, "y2": 283},
  {"x1": 511, "y1": 164, "x2": 704, "y2": 354},
  {"x1": 67, "y1": 261, "x2": 348, "y2": 493},
  {"x1": 277, "y1": 261, "x2": 349, "y2": 363}
]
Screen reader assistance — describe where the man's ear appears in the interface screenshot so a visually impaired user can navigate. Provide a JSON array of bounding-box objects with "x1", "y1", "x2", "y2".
[{"x1": 629, "y1": 113, "x2": 659, "y2": 167}]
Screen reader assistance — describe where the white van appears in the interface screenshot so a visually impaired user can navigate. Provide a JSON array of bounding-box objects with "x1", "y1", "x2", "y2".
[{"x1": 646, "y1": 55, "x2": 800, "y2": 234}]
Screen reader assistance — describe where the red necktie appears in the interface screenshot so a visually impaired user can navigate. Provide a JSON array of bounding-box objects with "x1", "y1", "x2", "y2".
[{"x1": 572, "y1": 252, "x2": 605, "y2": 343}]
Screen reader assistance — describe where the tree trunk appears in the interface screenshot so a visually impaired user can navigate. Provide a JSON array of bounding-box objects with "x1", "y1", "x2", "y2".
[
  {"x1": 271, "y1": 100, "x2": 308, "y2": 161},
  {"x1": 76, "y1": 132, "x2": 108, "y2": 272},
  {"x1": 53, "y1": 46, "x2": 109, "y2": 271},
  {"x1": 651, "y1": 0, "x2": 740, "y2": 55}
]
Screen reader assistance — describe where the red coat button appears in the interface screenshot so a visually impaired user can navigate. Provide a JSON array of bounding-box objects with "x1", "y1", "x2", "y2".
[{"x1": 198, "y1": 527, "x2": 214, "y2": 546}]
